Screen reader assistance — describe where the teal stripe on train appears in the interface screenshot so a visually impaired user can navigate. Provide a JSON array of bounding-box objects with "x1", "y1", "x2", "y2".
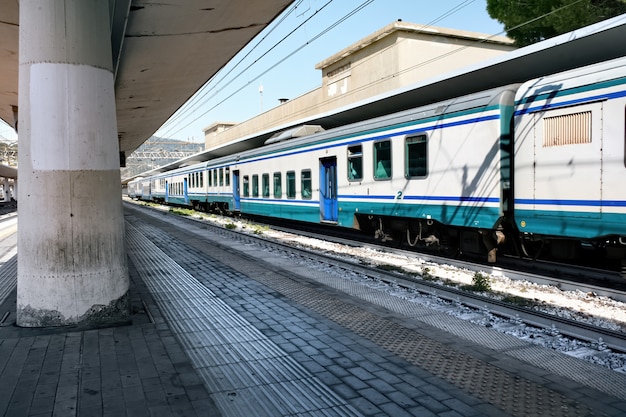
[
  {"x1": 240, "y1": 200, "x2": 502, "y2": 229},
  {"x1": 515, "y1": 209, "x2": 626, "y2": 238}
]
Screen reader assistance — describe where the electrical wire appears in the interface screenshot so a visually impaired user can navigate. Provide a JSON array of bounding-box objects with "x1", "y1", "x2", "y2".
[
  {"x1": 157, "y1": 0, "x2": 306, "y2": 133},
  {"x1": 155, "y1": 0, "x2": 590, "y2": 142},
  {"x1": 157, "y1": 0, "x2": 373, "y2": 139}
]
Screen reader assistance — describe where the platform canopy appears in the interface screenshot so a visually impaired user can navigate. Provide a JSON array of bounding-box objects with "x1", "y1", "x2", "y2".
[{"x1": 0, "y1": 0, "x2": 293, "y2": 158}]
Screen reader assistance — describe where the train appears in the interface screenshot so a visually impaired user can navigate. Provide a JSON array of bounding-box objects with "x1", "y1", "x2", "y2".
[{"x1": 128, "y1": 56, "x2": 626, "y2": 270}]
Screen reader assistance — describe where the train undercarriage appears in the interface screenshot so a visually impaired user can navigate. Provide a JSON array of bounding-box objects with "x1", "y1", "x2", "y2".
[{"x1": 354, "y1": 213, "x2": 626, "y2": 276}]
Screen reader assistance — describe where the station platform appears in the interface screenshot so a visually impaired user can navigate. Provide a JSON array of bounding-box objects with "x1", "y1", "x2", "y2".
[{"x1": 1, "y1": 206, "x2": 625, "y2": 416}]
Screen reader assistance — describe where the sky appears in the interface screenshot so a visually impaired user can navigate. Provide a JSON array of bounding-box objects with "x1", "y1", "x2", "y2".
[{"x1": 0, "y1": 0, "x2": 506, "y2": 144}]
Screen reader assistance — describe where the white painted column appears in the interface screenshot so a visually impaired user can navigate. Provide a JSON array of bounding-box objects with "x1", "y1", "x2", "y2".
[{"x1": 17, "y1": 0, "x2": 130, "y2": 327}]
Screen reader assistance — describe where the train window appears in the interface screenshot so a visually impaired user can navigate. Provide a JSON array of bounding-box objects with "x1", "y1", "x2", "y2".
[
  {"x1": 301, "y1": 170, "x2": 312, "y2": 199},
  {"x1": 262, "y1": 174, "x2": 270, "y2": 198},
  {"x1": 286, "y1": 171, "x2": 296, "y2": 198},
  {"x1": 213, "y1": 170, "x2": 218, "y2": 187},
  {"x1": 405, "y1": 134, "x2": 428, "y2": 178},
  {"x1": 347, "y1": 145, "x2": 363, "y2": 181},
  {"x1": 273, "y1": 172, "x2": 282, "y2": 198},
  {"x1": 225, "y1": 167, "x2": 230, "y2": 186},
  {"x1": 243, "y1": 176, "x2": 249, "y2": 197},
  {"x1": 219, "y1": 168, "x2": 224, "y2": 186},
  {"x1": 208, "y1": 170, "x2": 213, "y2": 187},
  {"x1": 373, "y1": 140, "x2": 392, "y2": 180},
  {"x1": 200, "y1": 172, "x2": 204, "y2": 188},
  {"x1": 252, "y1": 175, "x2": 259, "y2": 197}
]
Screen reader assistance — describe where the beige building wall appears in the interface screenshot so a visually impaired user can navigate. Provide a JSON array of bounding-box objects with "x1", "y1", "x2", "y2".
[{"x1": 205, "y1": 21, "x2": 515, "y2": 148}]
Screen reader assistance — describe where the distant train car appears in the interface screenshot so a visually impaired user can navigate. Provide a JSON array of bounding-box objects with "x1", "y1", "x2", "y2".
[{"x1": 127, "y1": 177, "x2": 151, "y2": 201}]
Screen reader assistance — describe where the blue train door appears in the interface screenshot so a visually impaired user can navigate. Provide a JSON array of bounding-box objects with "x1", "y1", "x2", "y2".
[
  {"x1": 320, "y1": 158, "x2": 338, "y2": 222},
  {"x1": 232, "y1": 170, "x2": 241, "y2": 211},
  {"x1": 165, "y1": 180, "x2": 169, "y2": 203},
  {"x1": 183, "y1": 178, "x2": 189, "y2": 204}
]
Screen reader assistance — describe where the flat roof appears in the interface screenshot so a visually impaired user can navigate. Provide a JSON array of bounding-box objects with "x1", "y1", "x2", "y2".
[{"x1": 315, "y1": 20, "x2": 514, "y2": 70}]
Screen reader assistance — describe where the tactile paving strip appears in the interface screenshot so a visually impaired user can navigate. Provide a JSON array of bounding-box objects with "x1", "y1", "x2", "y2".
[
  {"x1": 247, "y1": 272, "x2": 600, "y2": 417},
  {"x1": 250, "y1": 248, "x2": 626, "y2": 401},
  {"x1": 0, "y1": 255, "x2": 16, "y2": 305},
  {"x1": 126, "y1": 223, "x2": 362, "y2": 417}
]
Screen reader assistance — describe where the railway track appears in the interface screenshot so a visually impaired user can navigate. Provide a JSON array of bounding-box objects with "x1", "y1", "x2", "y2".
[{"x1": 126, "y1": 200, "x2": 626, "y2": 355}]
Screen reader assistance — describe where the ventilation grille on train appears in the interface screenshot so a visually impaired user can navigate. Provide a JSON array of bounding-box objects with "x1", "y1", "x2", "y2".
[{"x1": 543, "y1": 110, "x2": 592, "y2": 147}]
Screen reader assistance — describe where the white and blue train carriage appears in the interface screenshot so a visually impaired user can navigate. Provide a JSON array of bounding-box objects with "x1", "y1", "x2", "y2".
[
  {"x1": 128, "y1": 84, "x2": 519, "y2": 259},
  {"x1": 227, "y1": 84, "x2": 519, "y2": 258},
  {"x1": 513, "y1": 56, "x2": 626, "y2": 260}
]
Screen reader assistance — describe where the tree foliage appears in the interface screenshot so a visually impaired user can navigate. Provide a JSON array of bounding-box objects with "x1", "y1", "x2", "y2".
[{"x1": 487, "y1": 0, "x2": 626, "y2": 46}]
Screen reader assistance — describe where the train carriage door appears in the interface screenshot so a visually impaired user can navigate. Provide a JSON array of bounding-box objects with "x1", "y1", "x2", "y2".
[
  {"x1": 165, "y1": 180, "x2": 169, "y2": 203},
  {"x1": 232, "y1": 170, "x2": 241, "y2": 211},
  {"x1": 183, "y1": 178, "x2": 189, "y2": 204},
  {"x1": 320, "y1": 157, "x2": 338, "y2": 222}
]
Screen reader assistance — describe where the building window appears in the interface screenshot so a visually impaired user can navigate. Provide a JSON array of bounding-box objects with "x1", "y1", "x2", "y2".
[
  {"x1": 286, "y1": 171, "x2": 296, "y2": 198},
  {"x1": 373, "y1": 140, "x2": 392, "y2": 180},
  {"x1": 405, "y1": 134, "x2": 428, "y2": 178},
  {"x1": 301, "y1": 170, "x2": 312, "y2": 199}
]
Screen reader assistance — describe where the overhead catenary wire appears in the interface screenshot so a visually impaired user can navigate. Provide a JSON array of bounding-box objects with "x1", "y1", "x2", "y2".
[
  {"x1": 155, "y1": 0, "x2": 588, "y2": 142},
  {"x1": 158, "y1": 0, "x2": 337, "y2": 137},
  {"x1": 157, "y1": 0, "x2": 307, "y2": 132},
  {"x1": 157, "y1": 0, "x2": 374, "y2": 139}
]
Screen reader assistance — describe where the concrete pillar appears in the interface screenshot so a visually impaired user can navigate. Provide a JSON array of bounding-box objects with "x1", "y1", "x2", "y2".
[{"x1": 17, "y1": 0, "x2": 130, "y2": 327}]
